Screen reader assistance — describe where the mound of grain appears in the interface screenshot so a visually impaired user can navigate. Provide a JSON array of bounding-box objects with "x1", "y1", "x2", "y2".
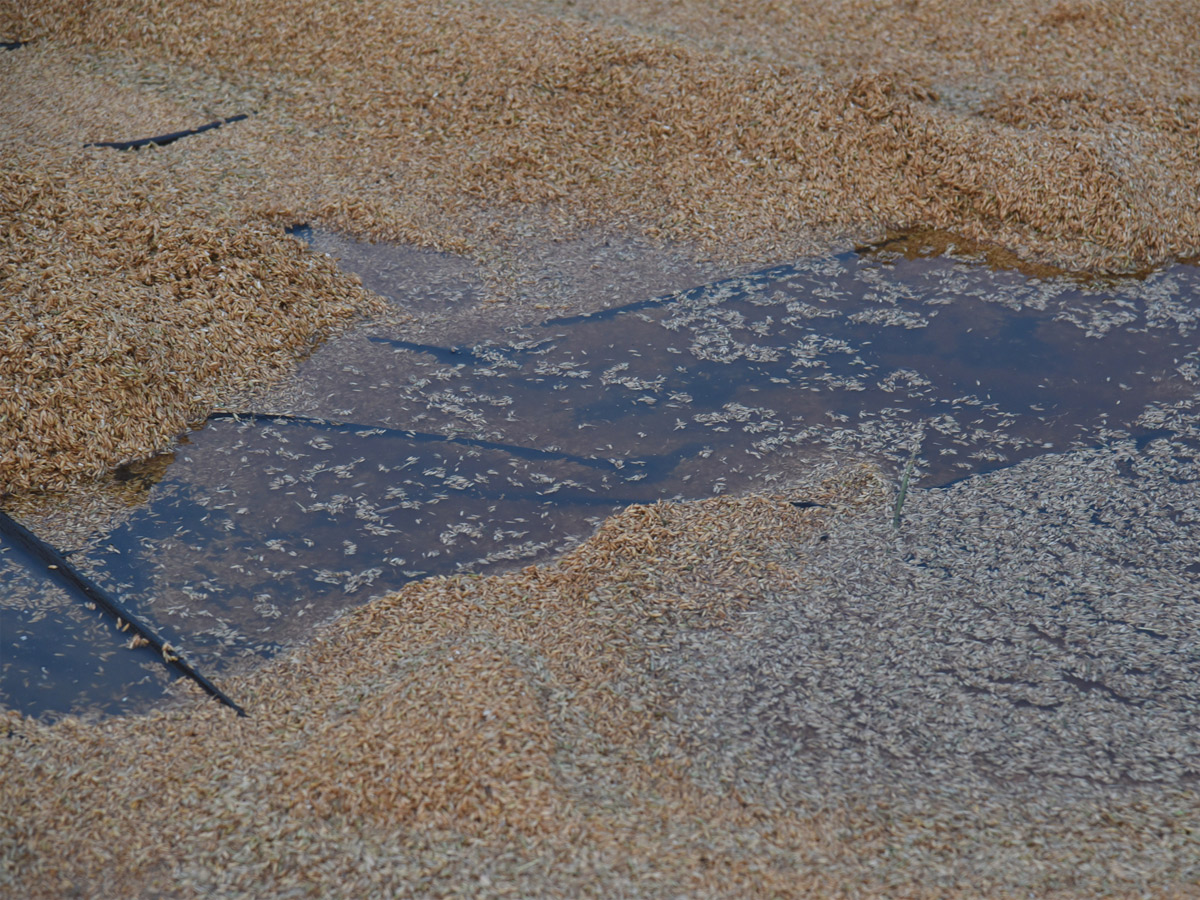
[
  {"x1": 0, "y1": 47, "x2": 384, "y2": 495},
  {"x1": 3, "y1": 0, "x2": 1198, "y2": 492},
  {"x1": 4, "y1": 462, "x2": 1198, "y2": 898},
  {"x1": 4, "y1": 0, "x2": 1198, "y2": 274}
]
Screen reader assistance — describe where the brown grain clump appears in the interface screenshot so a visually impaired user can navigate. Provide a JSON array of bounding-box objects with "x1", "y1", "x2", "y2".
[
  {"x1": 0, "y1": 164, "x2": 378, "y2": 495},
  {"x1": 0, "y1": 47, "x2": 384, "y2": 496},
  {"x1": 4, "y1": 0, "x2": 1198, "y2": 275},
  {"x1": 0, "y1": 473, "x2": 856, "y2": 898},
  {"x1": 3, "y1": 0, "x2": 1198, "y2": 492},
  {"x1": 4, "y1": 467, "x2": 1199, "y2": 898}
]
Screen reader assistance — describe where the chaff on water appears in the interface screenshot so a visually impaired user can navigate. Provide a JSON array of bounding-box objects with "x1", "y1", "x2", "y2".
[{"x1": 0, "y1": 508, "x2": 246, "y2": 716}]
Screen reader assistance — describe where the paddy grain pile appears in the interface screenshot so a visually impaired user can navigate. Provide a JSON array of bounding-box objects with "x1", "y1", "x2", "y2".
[
  {"x1": 6, "y1": 0, "x2": 1199, "y2": 272},
  {"x1": 4, "y1": 0, "x2": 1200, "y2": 492},
  {"x1": 0, "y1": 44, "x2": 385, "y2": 495},
  {"x1": 4, "y1": 1, "x2": 1200, "y2": 896},
  {"x1": 2, "y1": 471, "x2": 873, "y2": 899},
  {"x1": 5, "y1": 461, "x2": 1199, "y2": 898}
]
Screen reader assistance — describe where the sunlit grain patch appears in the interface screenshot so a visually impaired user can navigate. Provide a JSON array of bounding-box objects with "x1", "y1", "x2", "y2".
[{"x1": 7, "y1": 457, "x2": 1200, "y2": 897}]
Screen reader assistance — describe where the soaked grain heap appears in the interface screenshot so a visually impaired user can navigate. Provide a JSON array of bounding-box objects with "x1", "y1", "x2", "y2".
[
  {"x1": 4, "y1": 0, "x2": 1200, "y2": 896},
  {"x1": 4, "y1": 0, "x2": 1200, "y2": 491},
  {"x1": 4, "y1": 461, "x2": 1200, "y2": 897},
  {"x1": 0, "y1": 46, "x2": 385, "y2": 495}
]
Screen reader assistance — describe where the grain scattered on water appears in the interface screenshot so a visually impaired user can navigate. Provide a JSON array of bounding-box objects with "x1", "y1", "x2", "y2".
[
  {"x1": 4, "y1": 462, "x2": 1200, "y2": 897},
  {"x1": 4, "y1": 3, "x2": 1200, "y2": 895},
  {"x1": 3, "y1": 0, "x2": 1199, "y2": 491}
]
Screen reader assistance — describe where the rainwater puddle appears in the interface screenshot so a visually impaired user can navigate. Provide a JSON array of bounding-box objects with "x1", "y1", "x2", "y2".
[{"x1": 4, "y1": 234, "x2": 1199, "y2": 718}]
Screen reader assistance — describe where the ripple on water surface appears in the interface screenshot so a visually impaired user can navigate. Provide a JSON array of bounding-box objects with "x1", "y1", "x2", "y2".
[{"x1": 3, "y1": 235, "x2": 1199, "y2": 717}]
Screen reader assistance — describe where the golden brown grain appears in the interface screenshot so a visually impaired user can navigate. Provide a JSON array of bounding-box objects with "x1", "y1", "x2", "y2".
[
  {"x1": 3, "y1": 0, "x2": 1198, "y2": 492},
  {"x1": 3, "y1": 2, "x2": 1199, "y2": 895}
]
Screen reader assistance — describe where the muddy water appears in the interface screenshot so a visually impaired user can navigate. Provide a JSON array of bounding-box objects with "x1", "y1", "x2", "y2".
[{"x1": 3, "y1": 235, "x2": 1198, "y2": 718}]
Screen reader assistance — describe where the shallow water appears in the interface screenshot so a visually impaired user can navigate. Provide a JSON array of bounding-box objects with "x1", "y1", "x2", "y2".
[{"x1": 3, "y1": 234, "x2": 1198, "y2": 718}]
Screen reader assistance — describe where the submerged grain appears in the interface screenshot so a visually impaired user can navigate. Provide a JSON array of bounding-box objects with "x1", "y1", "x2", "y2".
[
  {"x1": 3, "y1": 2, "x2": 1200, "y2": 895},
  {"x1": 3, "y1": 462, "x2": 1199, "y2": 897},
  {"x1": 3, "y1": 0, "x2": 1199, "y2": 490}
]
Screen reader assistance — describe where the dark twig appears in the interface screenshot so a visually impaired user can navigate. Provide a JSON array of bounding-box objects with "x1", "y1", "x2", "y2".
[
  {"x1": 85, "y1": 113, "x2": 250, "y2": 151},
  {"x1": 0, "y1": 508, "x2": 246, "y2": 716}
]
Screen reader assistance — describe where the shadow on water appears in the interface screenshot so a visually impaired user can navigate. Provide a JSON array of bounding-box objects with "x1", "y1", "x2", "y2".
[{"x1": 4, "y1": 232, "x2": 1199, "y2": 718}]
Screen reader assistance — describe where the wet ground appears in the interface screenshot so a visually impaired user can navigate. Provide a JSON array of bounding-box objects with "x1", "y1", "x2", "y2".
[{"x1": 3, "y1": 233, "x2": 1198, "y2": 718}]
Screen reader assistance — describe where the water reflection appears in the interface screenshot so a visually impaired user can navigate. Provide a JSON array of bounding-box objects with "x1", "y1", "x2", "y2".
[{"x1": 4, "y1": 235, "x2": 1198, "y2": 717}]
